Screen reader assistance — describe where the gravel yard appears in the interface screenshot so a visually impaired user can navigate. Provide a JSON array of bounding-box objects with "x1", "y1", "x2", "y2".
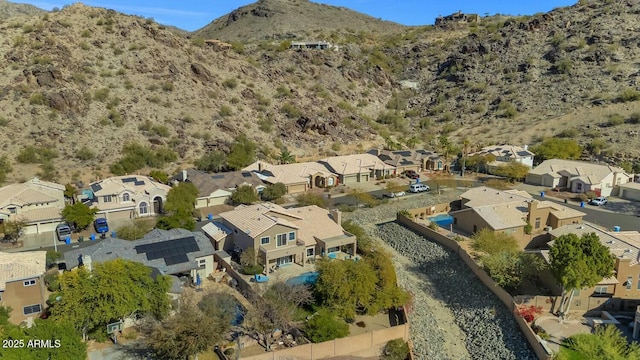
[{"x1": 343, "y1": 191, "x2": 536, "y2": 360}]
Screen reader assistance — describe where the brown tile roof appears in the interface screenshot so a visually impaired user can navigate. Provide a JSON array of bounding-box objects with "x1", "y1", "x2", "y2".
[
  {"x1": 0, "y1": 178, "x2": 64, "y2": 209},
  {"x1": 0, "y1": 251, "x2": 46, "y2": 291},
  {"x1": 173, "y1": 169, "x2": 264, "y2": 197},
  {"x1": 287, "y1": 206, "x2": 346, "y2": 246},
  {"x1": 243, "y1": 161, "x2": 333, "y2": 185},
  {"x1": 319, "y1": 153, "x2": 395, "y2": 175},
  {"x1": 219, "y1": 203, "x2": 301, "y2": 237},
  {"x1": 528, "y1": 159, "x2": 629, "y2": 185},
  {"x1": 460, "y1": 186, "x2": 532, "y2": 208}
]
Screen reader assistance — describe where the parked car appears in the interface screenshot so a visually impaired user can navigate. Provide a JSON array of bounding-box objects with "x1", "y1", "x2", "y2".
[
  {"x1": 56, "y1": 223, "x2": 72, "y2": 241},
  {"x1": 384, "y1": 191, "x2": 406, "y2": 198},
  {"x1": 408, "y1": 184, "x2": 430, "y2": 193},
  {"x1": 404, "y1": 170, "x2": 420, "y2": 179},
  {"x1": 94, "y1": 218, "x2": 109, "y2": 234},
  {"x1": 589, "y1": 196, "x2": 608, "y2": 206}
]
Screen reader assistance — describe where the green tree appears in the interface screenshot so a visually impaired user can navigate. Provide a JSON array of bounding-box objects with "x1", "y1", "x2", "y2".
[
  {"x1": 239, "y1": 247, "x2": 262, "y2": 275},
  {"x1": 261, "y1": 183, "x2": 287, "y2": 201},
  {"x1": 383, "y1": 338, "x2": 410, "y2": 360},
  {"x1": 466, "y1": 154, "x2": 496, "y2": 173},
  {"x1": 305, "y1": 309, "x2": 349, "y2": 343},
  {"x1": 0, "y1": 155, "x2": 12, "y2": 184},
  {"x1": 194, "y1": 150, "x2": 227, "y2": 172},
  {"x1": 482, "y1": 251, "x2": 546, "y2": 290},
  {"x1": 156, "y1": 182, "x2": 198, "y2": 231},
  {"x1": 231, "y1": 185, "x2": 259, "y2": 205},
  {"x1": 366, "y1": 249, "x2": 410, "y2": 312},
  {"x1": 471, "y1": 228, "x2": 519, "y2": 255},
  {"x1": 62, "y1": 203, "x2": 98, "y2": 230},
  {"x1": 46, "y1": 250, "x2": 62, "y2": 267},
  {"x1": 0, "y1": 317, "x2": 87, "y2": 360},
  {"x1": 493, "y1": 160, "x2": 530, "y2": 182},
  {"x1": 295, "y1": 192, "x2": 328, "y2": 208},
  {"x1": 64, "y1": 183, "x2": 78, "y2": 203},
  {"x1": 116, "y1": 220, "x2": 152, "y2": 240},
  {"x1": 341, "y1": 220, "x2": 373, "y2": 254},
  {"x1": 278, "y1": 146, "x2": 295, "y2": 164},
  {"x1": 550, "y1": 232, "x2": 615, "y2": 319},
  {"x1": 530, "y1": 138, "x2": 582, "y2": 163},
  {"x1": 148, "y1": 170, "x2": 168, "y2": 183},
  {"x1": 1, "y1": 219, "x2": 27, "y2": 244},
  {"x1": 50, "y1": 259, "x2": 171, "y2": 340},
  {"x1": 227, "y1": 135, "x2": 256, "y2": 170},
  {"x1": 563, "y1": 325, "x2": 640, "y2": 360}
]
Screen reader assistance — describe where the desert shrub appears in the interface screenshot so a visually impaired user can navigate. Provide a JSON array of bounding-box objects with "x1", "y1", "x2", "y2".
[
  {"x1": 275, "y1": 85, "x2": 291, "y2": 98},
  {"x1": 383, "y1": 338, "x2": 410, "y2": 360},
  {"x1": 258, "y1": 117, "x2": 274, "y2": 133},
  {"x1": 219, "y1": 105, "x2": 233, "y2": 117},
  {"x1": 75, "y1": 146, "x2": 96, "y2": 161},
  {"x1": 110, "y1": 143, "x2": 177, "y2": 175},
  {"x1": 618, "y1": 88, "x2": 640, "y2": 102},
  {"x1": 607, "y1": 113, "x2": 625, "y2": 126},
  {"x1": 222, "y1": 78, "x2": 238, "y2": 89},
  {"x1": 261, "y1": 183, "x2": 287, "y2": 201},
  {"x1": 281, "y1": 103, "x2": 301, "y2": 118},
  {"x1": 93, "y1": 88, "x2": 110, "y2": 102},
  {"x1": 296, "y1": 193, "x2": 328, "y2": 208},
  {"x1": 29, "y1": 92, "x2": 45, "y2": 105},
  {"x1": 556, "y1": 128, "x2": 579, "y2": 138},
  {"x1": 117, "y1": 220, "x2": 152, "y2": 240},
  {"x1": 305, "y1": 310, "x2": 349, "y2": 343}
]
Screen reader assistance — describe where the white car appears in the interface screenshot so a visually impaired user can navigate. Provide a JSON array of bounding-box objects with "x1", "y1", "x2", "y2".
[
  {"x1": 383, "y1": 191, "x2": 405, "y2": 198},
  {"x1": 589, "y1": 197, "x2": 608, "y2": 206}
]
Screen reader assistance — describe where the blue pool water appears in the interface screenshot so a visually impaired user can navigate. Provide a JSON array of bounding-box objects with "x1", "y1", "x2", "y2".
[
  {"x1": 286, "y1": 271, "x2": 319, "y2": 286},
  {"x1": 429, "y1": 214, "x2": 454, "y2": 227}
]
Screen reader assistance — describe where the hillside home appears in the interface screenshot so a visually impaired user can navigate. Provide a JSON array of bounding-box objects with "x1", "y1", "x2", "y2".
[
  {"x1": 63, "y1": 228, "x2": 216, "y2": 284},
  {"x1": 545, "y1": 223, "x2": 640, "y2": 312},
  {"x1": 618, "y1": 182, "x2": 640, "y2": 202},
  {"x1": 218, "y1": 203, "x2": 356, "y2": 271},
  {"x1": 0, "y1": 251, "x2": 47, "y2": 325},
  {"x1": 171, "y1": 169, "x2": 265, "y2": 208},
  {"x1": 470, "y1": 145, "x2": 534, "y2": 175},
  {"x1": 319, "y1": 154, "x2": 395, "y2": 184},
  {"x1": 290, "y1": 41, "x2": 330, "y2": 50},
  {"x1": 81, "y1": 176, "x2": 171, "y2": 221},
  {"x1": 371, "y1": 149, "x2": 445, "y2": 174},
  {"x1": 0, "y1": 178, "x2": 65, "y2": 234},
  {"x1": 525, "y1": 159, "x2": 632, "y2": 197},
  {"x1": 451, "y1": 186, "x2": 585, "y2": 248},
  {"x1": 243, "y1": 161, "x2": 338, "y2": 194},
  {"x1": 435, "y1": 11, "x2": 480, "y2": 26}
]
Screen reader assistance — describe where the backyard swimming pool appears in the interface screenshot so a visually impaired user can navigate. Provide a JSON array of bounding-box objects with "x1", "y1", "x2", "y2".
[
  {"x1": 429, "y1": 214, "x2": 454, "y2": 227},
  {"x1": 285, "y1": 271, "x2": 319, "y2": 286}
]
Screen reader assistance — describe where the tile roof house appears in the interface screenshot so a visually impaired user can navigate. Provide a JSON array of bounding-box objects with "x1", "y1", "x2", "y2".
[
  {"x1": 218, "y1": 203, "x2": 356, "y2": 271},
  {"x1": 371, "y1": 149, "x2": 445, "y2": 173},
  {"x1": 451, "y1": 186, "x2": 585, "y2": 249},
  {"x1": 545, "y1": 223, "x2": 640, "y2": 307},
  {"x1": 82, "y1": 176, "x2": 171, "y2": 221},
  {"x1": 617, "y1": 182, "x2": 640, "y2": 202},
  {"x1": 470, "y1": 144, "x2": 534, "y2": 174},
  {"x1": 0, "y1": 251, "x2": 47, "y2": 325},
  {"x1": 63, "y1": 228, "x2": 216, "y2": 282},
  {"x1": 318, "y1": 153, "x2": 395, "y2": 184},
  {"x1": 0, "y1": 178, "x2": 65, "y2": 234},
  {"x1": 526, "y1": 159, "x2": 632, "y2": 197},
  {"x1": 243, "y1": 161, "x2": 338, "y2": 194},
  {"x1": 171, "y1": 169, "x2": 265, "y2": 208}
]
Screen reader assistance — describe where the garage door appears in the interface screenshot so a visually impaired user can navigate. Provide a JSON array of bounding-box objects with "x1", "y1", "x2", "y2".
[
  {"x1": 622, "y1": 189, "x2": 640, "y2": 201},
  {"x1": 207, "y1": 196, "x2": 228, "y2": 206},
  {"x1": 104, "y1": 211, "x2": 132, "y2": 221}
]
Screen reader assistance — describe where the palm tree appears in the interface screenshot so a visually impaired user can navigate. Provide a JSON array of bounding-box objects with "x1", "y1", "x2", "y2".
[{"x1": 278, "y1": 147, "x2": 295, "y2": 164}]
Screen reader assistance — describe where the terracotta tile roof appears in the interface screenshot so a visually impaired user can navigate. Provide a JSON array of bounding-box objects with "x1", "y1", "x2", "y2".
[
  {"x1": 201, "y1": 221, "x2": 232, "y2": 242},
  {"x1": 528, "y1": 159, "x2": 629, "y2": 185},
  {"x1": 0, "y1": 251, "x2": 46, "y2": 291},
  {"x1": 473, "y1": 204, "x2": 528, "y2": 230},
  {"x1": 243, "y1": 161, "x2": 333, "y2": 185},
  {"x1": 537, "y1": 201, "x2": 586, "y2": 220},
  {"x1": 19, "y1": 207, "x2": 62, "y2": 223},
  {"x1": 319, "y1": 153, "x2": 395, "y2": 175},
  {"x1": 219, "y1": 203, "x2": 301, "y2": 236},
  {"x1": 0, "y1": 178, "x2": 64, "y2": 209},
  {"x1": 471, "y1": 144, "x2": 534, "y2": 159},
  {"x1": 460, "y1": 186, "x2": 532, "y2": 208},
  {"x1": 287, "y1": 206, "x2": 346, "y2": 246},
  {"x1": 88, "y1": 175, "x2": 171, "y2": 197}
]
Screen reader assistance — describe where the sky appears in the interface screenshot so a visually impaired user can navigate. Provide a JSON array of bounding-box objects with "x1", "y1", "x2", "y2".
[{"x1": 12, "y1": 0, "x2": 578, "y2": 31}]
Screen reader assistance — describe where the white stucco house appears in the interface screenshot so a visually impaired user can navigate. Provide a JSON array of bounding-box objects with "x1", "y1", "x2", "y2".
[{"x1": 470, "y1": 144, "x2": 534, "y2": 174}]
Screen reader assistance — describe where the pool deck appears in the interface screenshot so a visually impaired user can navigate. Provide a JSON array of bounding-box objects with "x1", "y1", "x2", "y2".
[{"x1": 268, "y1": 251, "x2": 360, "y2": 283}]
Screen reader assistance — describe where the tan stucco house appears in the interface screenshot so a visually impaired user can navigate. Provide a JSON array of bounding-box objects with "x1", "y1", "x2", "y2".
[
  {"x1": 218, "y1": 203, "x2": 356, "y2": 271},
  {"x1": 0, "y1": 178, "x2": 66, "y2": 234},
  {"x1": 319, "y1": 153, "x2": 395, "y2": 184},
  {"x1": 171, "y1": 168, "x2": 265, "y2": 208},
  {"x1": 82, "y1": 176, "x2": 171, "y2": 221},
  {"x1": 243, "y1": 161, "x2": 338, "y2": 194},
  {"x1": 372, "y1": 149, "x2": 444, "y2": 174},
  {"x1": 618, "y1": 182, "x2": 640, "y2": 202},
  {"x1": 526, "y1": 159, "x2": 632, "y2": 197},
  {"x1": 470, "y1": 144, "x2": 534, "y2": 175},
  {"x1": 451, "y1": 186, "x2": 585, "y2": 248},
  {"x1": 0, "y1": 251, "x2": 47, "y2": 325}
]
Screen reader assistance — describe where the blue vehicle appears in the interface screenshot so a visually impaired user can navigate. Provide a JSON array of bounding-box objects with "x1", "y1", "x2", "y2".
[{"x1": 94, "y1": 218, "x2": 109, "y2": 234}]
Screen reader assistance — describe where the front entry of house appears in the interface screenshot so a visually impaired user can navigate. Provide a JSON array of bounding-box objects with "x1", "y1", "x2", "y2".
[{"x1": 277, "y1": 255, "x2": 293, "y2": 266}]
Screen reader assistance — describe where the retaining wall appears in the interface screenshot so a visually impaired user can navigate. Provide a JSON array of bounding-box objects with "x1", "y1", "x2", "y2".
[{"x1": 397, "y1": 214, "x2": 551, "y2": 360}]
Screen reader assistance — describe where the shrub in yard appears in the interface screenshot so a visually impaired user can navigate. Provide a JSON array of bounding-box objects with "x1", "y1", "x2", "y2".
[
  {"x1": 383, "y1": 338, "x2": 410, "y2": 360},
  {"x1": 304, "y1": 309, "x2": 349, "y2": 343}
]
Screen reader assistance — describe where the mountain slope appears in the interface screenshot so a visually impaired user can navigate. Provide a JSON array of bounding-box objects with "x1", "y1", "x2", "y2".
[
  {"x1": 0, "y1": 0, "x2": 45, "y2": 20},
  {"x1": 192, "y1": 0, "x2": 406, "y2": 42}
]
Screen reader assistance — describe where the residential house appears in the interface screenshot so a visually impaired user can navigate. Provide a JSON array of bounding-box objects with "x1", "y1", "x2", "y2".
[
  {"x1": 470, "y1": 144, "x2": 534, "y2": 175},
  {"x1": 63, "y1": 228, "x2": 216, "y2": 284},
  {"x1": 451, "y1": 186, "x2": 585, "y2": 248},
  {"x1": 243, "y1": 161, "x2": 338, "y2": 194},
  {"x1": 171, "y1": 169, "x2": 265, "y2": 208},
  {"x1": 81, "y1": 176, "x2": 171, "y2": 221},
  {"x1": 371, "y1": 149, "x2": 445, "y2": 174},
  {"x1": 0, "y1": 178, "x2": 65, "y2": 234},
  {"x1": 525, "y1": 159, "x2": 632, "y2": 197},
  {"x1": 435, "y1": 11, "x2": 480, "y2": 26},
  {"x1": 218, "y1": 203, "x2": 356, "y2": 271},
  {"x1": 319, "y1": 154, "x2": 395, "y2": 184},
  {"x1": 0, "y1": 251, "x2": 47, "y2": 325},
  {"x1": 545, "y1": 223, "x2": 640, "y2": 312},
  {"x1": 290, "y1": 41, "x2": 330, "y2": 50},
  {"x1": 618, "y1": 182, "x2": 640, "y2": 202}
]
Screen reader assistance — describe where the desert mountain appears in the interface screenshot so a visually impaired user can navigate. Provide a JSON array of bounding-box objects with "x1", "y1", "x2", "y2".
[
  {"x1": 0, "y1": 0, "x2": 44, "y2": 20},
  {"x1": 1, "y1": 0, "x2": 640, "y2": 184},
  {"x1": 192, "y1": 0, "x2": 406, "y2": 42}
]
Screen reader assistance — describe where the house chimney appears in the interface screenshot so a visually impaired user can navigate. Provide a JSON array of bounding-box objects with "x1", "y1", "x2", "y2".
[
  {"x1": 528, "y1": 200, "x2": 537, "y2": 214},
  {"x1": 258, "y1": 161, "x2": 263, "y2": 172},
  {"x1": 524, "y1": 144, "x2": 529, "y2": 151},
  {"x1": 181, "y1": 169, "x2": 187, "y2": 181},
  {"x1": 330, "y1": 208, "x2": 342, "y2": 225},
  {"x1": 82, "y1": 254, "x2": 92, "y2": 272}
]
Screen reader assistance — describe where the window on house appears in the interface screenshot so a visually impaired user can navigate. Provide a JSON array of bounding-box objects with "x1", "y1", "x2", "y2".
[
  {"x1": 594, "y1": 286, "x2": 608, "y2": 295},
  {"x1": 289, "y1": 232, "x2": 296, "y2": 241},
  {"x1": 535, "y1": 217, "x2": 541, "y2": 229},
  {"x1": 8, "y1": 207, "x2": 16, "y2": 214},
  {"x1": 276, "y1": 233, "x2": 287, "y2": 247},
  {"x1": 23, "y1": 304, "x2": 41, "y2": 315},
  {"x1": 23, "y1": 279, "x2": 36, "y2": 287},
  {"x1": 576, "y1": 183, "x2": 583, "y2": 191},
  {"x1": 627, "y1": 276, "x2": 633, "y2": 290},
  {"x1": 198, "y1": 259, "x2": 206, "y2": 266},
  {"x1": 306, "y1": 248, "x2": 314, "y2": 257},
  {"x1": 103, "y1": 195, "x2": 112, "y2": 203},
  {"x1": 139, "y1": 202, "x2": 148, "y2": 214},
  {"x1": 261, "y1": 236, "x2": 270, "y2": 245},
  {"x1": 122, "y1": 193, "x2": 130, "y2": 202}
]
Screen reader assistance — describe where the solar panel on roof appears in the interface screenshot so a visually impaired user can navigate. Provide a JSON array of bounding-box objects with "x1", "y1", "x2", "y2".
[
  {"x1": 396, "y1": 151, "x2": 411, "y2": 157},
  {"x1": 134, "y1": 180, "x2": 145, "y2": 186},
  {"x1": 91, "y1": 183, "x2": 102, "y2": 192},
  {"x1": 164, "y1": 254, "x2": 189, "y2": 266},
  {"x1": 135, "y1": 236, "x2": 200, "y2": 263},
  {"x1": 242, "y1": 172, "x2": 252, "y2": 178},
  {"x1": 211, "y1": 174, "x2": 225, "y2": 179},
  {"x1": 122, "y1": 177, "x2": 137, "y2": 183}
]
